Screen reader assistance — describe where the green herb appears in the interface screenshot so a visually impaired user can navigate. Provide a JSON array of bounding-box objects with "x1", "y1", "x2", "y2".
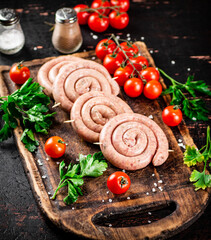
[
  {"x1": 0, "y1": 78, "x2": 56, "y2": 152},
  {"x1": 159, "y1": 69, "x2": 211, "y2": 121},
  {"x1": 51, "y1": 152, "x2": 108, "y2": 204},
  {"x1": 184, "y1": 126, "x2": 211, "y2": 190}
]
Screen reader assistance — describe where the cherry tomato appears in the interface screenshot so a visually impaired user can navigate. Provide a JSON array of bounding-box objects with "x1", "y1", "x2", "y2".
[
  {"x1": 73, "y1": 4, "x2": 90, "y2": 25},
  {"x1": 114, "y1": 65, "x2": 133, "y2": 86},
  {"x1": 103, "y1": 53, "x2": 124, "y2": 74},
  {"x1": 124, "y1": 77, "x2": 144, "y2": 97},
  {"x1": 143, "y1": 80, "x2": 162, "y2": 99},
  {"x1": 118, "y1": 41, "x2": 139, "y2": 59},
  {"x1": 91, "y1": 0, "x2": 111, "y2": 15},
  {"x1": 45, "y1": 136, "x2": 66, "y2": 158},
  {"x1": 162, "y1": 106, "x2": 183, "y2": 126},
  {"x1": 109, "y1": 11, "x2": 129, "y2": 30},
  {"x1": 88, "y1": 13, "x2": 109, "y2": 32},
  {"x1": 140, "y1": 67, "x2": 160, "y2": 82},
  {"x1": 107, "y1": 171, "x2": 131, "y2": 194},
  {"x1": 95, "y1": 39, "x2": 117, "y2": 60},
  {"x1": 110, "y1": 0, "x2": 130, "y2": 12},
  {"x1": 9, "y1": 62, "x2": 30, "y2": 84},
  {"x1": 127, "y1": 56, "x2": 149, "y2": 71}
]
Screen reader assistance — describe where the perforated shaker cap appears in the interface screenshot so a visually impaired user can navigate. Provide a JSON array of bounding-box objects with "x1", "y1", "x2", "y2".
[
  {"x1": 0, "y1": 8, "x2": 19, "y2": 26},
  {"x1": 55, "y1": 8, "x2": 77, "y2": 24}
]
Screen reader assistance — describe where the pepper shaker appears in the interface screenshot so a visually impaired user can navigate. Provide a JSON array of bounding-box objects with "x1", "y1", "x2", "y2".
[
  {"x1": 52, "y1": 8, "x2": 83, "y2": 54},
  {"x1": 0, "y1": 8, "x2": 25, "y2": 55}
]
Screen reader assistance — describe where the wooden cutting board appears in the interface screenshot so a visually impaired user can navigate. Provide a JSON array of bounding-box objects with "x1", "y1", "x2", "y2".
[{"x1": 0, "y1": 42, "x2": 210, "y2": 240}]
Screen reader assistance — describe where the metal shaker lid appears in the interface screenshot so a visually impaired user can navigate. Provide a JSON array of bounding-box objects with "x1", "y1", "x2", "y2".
[
  {"x1": 55, "y1": 8, "x2": 77, "y2": 24},
  {"x1": 0, "y1": 8, "x2": 19, "y2": 26}
]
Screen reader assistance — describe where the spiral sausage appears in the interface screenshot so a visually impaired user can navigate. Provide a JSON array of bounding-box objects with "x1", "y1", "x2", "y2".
[
  {"x1": 52, "y1": 60, "x2": 120, "y2": 112},
  {"x1": 37, "y1": 55, "x2": 82, "y2": 96},
  {"x1": 70, "y1": 92, "x2": 133, "y2": 143},
  {"x1": 99, "y1": 113, "x2": 169, "y2": 170}
]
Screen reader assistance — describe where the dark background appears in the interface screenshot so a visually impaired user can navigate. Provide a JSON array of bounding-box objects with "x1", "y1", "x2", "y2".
[{"x1": 0, "y1": 0, "x2": 210, "y2": 239}]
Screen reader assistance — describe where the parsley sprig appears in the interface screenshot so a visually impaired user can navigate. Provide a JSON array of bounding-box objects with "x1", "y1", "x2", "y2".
[
  {"x1": 51, "y1": 152, "x2": 108, "y2": 205},
  {"x1": 159, "y1": 68, "x2": 211, "y2": 121},
  {"x1": 0, "y1": 78, "x2": 56, "y2": 152},
  {"x1": 184, "y1": 126, "x2": 211, "y2": 190}
]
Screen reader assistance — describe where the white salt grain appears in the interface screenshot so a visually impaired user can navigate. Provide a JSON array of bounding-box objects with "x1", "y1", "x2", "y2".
[
  {"x1": 127, "y1": 37, "x2": 131, "y2": 41},
  {"x1": 90, "y1": 32, "x2": 93, "y2": 36},
  {"x1": 72, "y1": 207, "x2": 75, "y2": 210},
  {"x1": 34, "y1": 47, "x2": 37, "y2": 51},
  {"x1": 116, "y1": 36, "x2": 120, "y2": 40},
  {"x1": 152, "y1": 188, "x2": 156, "y2": 192},
  {"x1": 56, "y1": 162, "x2": 60, "y2": 165},
  {"x1": 91, "y1": 56, "x2": 96, "y2": 60},
  {"x1": 48, "y1": 192, "x2": 51, "y2": 195},
  {"x1": 141, "y1": 36, "x2": 145, "y2": 40},
  {"x1": 158, "y1": 186, "x2": 163, "y2": 191},
  {"x1": 171, "y1": 60, "x2": 175, "y2": 64},
  {"x1": 46, "y1": 157, "x2": 49, "y2": 161},
  {"x1": 92, "y1": 35, "x2": 98, "y2": 40},
  {"x1": 109, "y1": 199, "x2": 112, "y2": 203},
  {"x1": 187, "y1": 68, "x2": 191, "y2": 71},
  {"x1": 146, "y1": 192, "x2": 149, "y2": 195},
  {"x1": 150, "y1": 50, "x2": 153, "y2": 54},
  {"x1": 192, "y1": 117, "x2": 196, "y2": 120},
  {"x1": 158, "y1": 180, "x2": 163, "y2": 184},
  {"x1": 102, "y1": 199, "x2": 105, "y2": 202},
  {"x1": 152, "y1": 173, "x2": 155, "y2": 177},
  {"x1": 122, "y1": 169, "x2": 126, "y2": 173},
  {"x1": 148, "y1": 212, "x2": 152, "y2": 215},
  {"x1": 148, "y1": 220, "x2": 151, "y2": 223},
  {"x1": 127, "y1": 197, "x2": 130, "y2": 200},
  {"x1": 154, "y1": 183, "x2": 157, "y2": 187},
  {"x1": 107, "y1": 191, "x2": 109, "y2": 194},
  {"x1": 148, "y1": 115, "x2": 153, "y2": 119},
  {"x1": 37, "y1": 159, "x2": 43, "y2": 166},
  {"x1": 109, "y1": 224, "x2": 112, "y2": 227},
  {"x1": 42, "y1": 175, "x2": 47, "y2": 179},
  {"x1": 127, "y1": 33, "x2": 130, "y2": 37},
  {"x1": 178, "y1": 139, "x2": 182, "y2": 143}
]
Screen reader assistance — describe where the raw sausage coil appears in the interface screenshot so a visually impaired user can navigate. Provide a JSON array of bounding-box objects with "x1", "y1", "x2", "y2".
[
  {"x1": 37, "y1": 55, "x2": 83, "y2": 96},
  {"x1": 99, "y1": 113, "x2": 169, "y2": 170},
  {"x1": 52, "y1": 59, "x2": 120, "y2": 111},
  {"x1": 70, "y1": 92, "x2": 133, "y2": 143}
]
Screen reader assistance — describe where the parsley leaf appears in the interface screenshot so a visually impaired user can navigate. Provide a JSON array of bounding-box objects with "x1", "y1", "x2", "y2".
[
  {"x1": 184, "y1": 126, "x2": 211, "y2": 191},
  {"x1": 159, "y1": 68, "x2": 210, "y2": 121},
  {"x1": 0, "y1": 78, "x2": 55, "y2": 152},
  {"x1": 51, "y1": 152, "x2": 108, "y2": 204}
]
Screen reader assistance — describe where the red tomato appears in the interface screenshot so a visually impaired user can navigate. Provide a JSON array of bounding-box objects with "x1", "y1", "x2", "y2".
[
  {"x1": 140, "y1": 67, "x2": 160, "y2": 82},
  {"x1": 143, "y1": 80, "x2": 162, "y2": 99},
  {"x1": 127, "y1": 56, "x2": 149, "y2": 71},
  {"x1": 95, "y1": 39, "x2": 117, "y2": 60},
  {"x1": 91, "y1": 0, "x2": 111, "y2": 15},
  {"x1": 110, "y1": 0, "x2": 130, "y2": 12},
  {"x1": 124, "y1": 77, "x2": 144, "y2": 97},
  {"x1": 103, "y1": 53, "x2": 124, "y2": 74},
  {"x1": 162, "y1": 106, "x2": 183, "y2": 126},
  {"x1": 114, "y1": 65, "x2": 133, "y2": 86},
  {"x1": 9, "y1": 62, "x2": 30, "y2": 84},
  {"x1": 107, "y1": 171, "x2": 131, "y2": 194},
  {"x1": 88, "y1": 13, "x2": 109, "y2": 32},
  {"x1": 118, "y1": 41, "x2": 139, "y2": 59},
  {"x1": 109, "y1": 11, "x2": 129, "y2": 30},
  {"x1": 45, "y1": 136, "x2": 66, "y2": 158},
  {"x1": 73, "y1": 4, "x2": 90, "y2": 25}
]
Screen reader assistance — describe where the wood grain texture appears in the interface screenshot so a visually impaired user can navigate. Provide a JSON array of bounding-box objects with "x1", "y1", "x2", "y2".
[{"x1": 0, "y1": 42, "x2": 210, "y2": 240}]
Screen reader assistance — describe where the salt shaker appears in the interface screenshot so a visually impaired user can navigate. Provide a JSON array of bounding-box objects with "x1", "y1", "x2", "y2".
[
  {"x1": 0, "y1": 8, "x2": 25, "y2": 55},
  {"x1": 52, "y1": 8, "x2": 83, "y2": 54}
]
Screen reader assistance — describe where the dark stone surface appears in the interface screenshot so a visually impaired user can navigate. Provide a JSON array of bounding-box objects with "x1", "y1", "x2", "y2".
[{"x1": 0, "y1": 0, "x2": 210, "y2": 239}]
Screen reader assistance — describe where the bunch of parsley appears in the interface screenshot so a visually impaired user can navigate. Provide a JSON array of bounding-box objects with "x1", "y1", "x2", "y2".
[
  {"x1": 159, "y1": 69, "x2": 211, "y2": 121},
  {"x1": 51, "y1": 152, "x2": 108, "y2": 204},
  {"x1": 184, "y1": 126, "x2": 211, "y2": 190},
  {"x1": 0, "y1": 78, "x2": 56, "y2": 152}
]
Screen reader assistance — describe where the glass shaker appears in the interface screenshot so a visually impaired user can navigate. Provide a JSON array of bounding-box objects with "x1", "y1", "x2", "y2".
[
  {"x1": 0, "y1": 8, "x2": 25, "y2": 55},
  {"x1": 52, "y1": 8, "x2": 83, "y2": 54}
]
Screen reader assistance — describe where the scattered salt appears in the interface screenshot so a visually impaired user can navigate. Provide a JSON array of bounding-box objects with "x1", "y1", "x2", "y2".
[
  {"x1": 108, "y1": 199, "x2": 112, "y2": 203},
  {"x1": 158, "y1": 180, "x2": 163, "y2": 184},
  {"x1": 46, "y1": 157, "x2": 49, "y2": 161},
  {"x1": 187, "y1": 68, "x2": 191, "y2": 71},
  {"x1": 42, "y1": 175, "x2": 47, "y2": 179},
  {"x1": 34, "y1": 47, "x2": 37, "y2": 51},
  {"x1": 91, "y1": 56, "x2": 96, "y2": 60},
  {"x1": 127, "y1": 37, "x2": 131, "y2": 41},
  {"x1": 37, "y1": 159, "x2": 43, "y2": 166},
  {"x1": 158, "y1": 186, "x2": 163, "y2": 191},
  {"x1": 126, "y1": 33, "x2": 130, "y2": 37},
  {"x1": 48, "y1": 192, "x2": 51, "y2": 195},
  {"x1": 72, "y1": 207, "x2": 75, "y2": 210},
  {"x1": 154, "y1": 183, "x2": 157, "y2": 187},
  {"x1": 122, "y1": 169, "x2": 126, "y2": 173},
  {"x1": 146, "y1": 192, "x2": 149, "y2": 195},
  {"x1": 127, "y1": 197, "x2": 130, "y2": 200},
  {"x1": 141, "y1": 36, "x2": 145, "y2": 40},
  {"x1": 83, "y1": 49, "x2": 87, "y2": 52},
  {"x1": 107, "y1": 191, "x2": 109, "y2": 194},
  {"x1": 148, "y1": 212, "x2": 152, "y2": 215},
  {"x1": 148, "y1": 115, "x2": 153, "y2": 119},
  {"x1": 116, "y1": 36, "x2": 120, "y2": 40},
  {"x1": 56, "y1": 162, "x2": 60, "y2": 165},
  {"x1": 90, "y1": 32, "x2": 93, "y2": 36},
  {"x1": 152, "y1": 173, "x2": 155, "y2": 177},
  {"x1": 152, "y1": 188, "x2": 156, "y2": 192},
  {"x1": 171, "y1": 60, "x2": 175, "y2": 64},
  {"x1": 148, "y1": 220, "x2": 151, "y2": 223},
  {"x1": 109, "y1": 224, "x2": 112, "y2": 227},
  {"x1": 178, "y1": 139, "x2": 182, "y2": 143},
  {"x1": 102, "y1": 199, "x2": 105, "y2": 202},
  {"x1": 192, "y1": 117, "x2": 196, "y2": 121},
  {"x1": 92, "y1": 35, "x2": 98, "y2": 40},
  {"x1": 150, "y1": 50, "x2": 153, "y2": 54}
]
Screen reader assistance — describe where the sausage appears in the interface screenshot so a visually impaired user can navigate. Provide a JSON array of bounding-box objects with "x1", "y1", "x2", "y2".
[
  {"x1": 99, "y1": 113, "x2": 169, "y2": 170},
  {"x1": 52, "y1": 60, "x2": 120, "y2": 111},
  {"x1": 37, "y1": 55, "x2": 82, "y2": 96},
  {"x1": 70, "y1": 91, "x2": 133, "y2": 143}
]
